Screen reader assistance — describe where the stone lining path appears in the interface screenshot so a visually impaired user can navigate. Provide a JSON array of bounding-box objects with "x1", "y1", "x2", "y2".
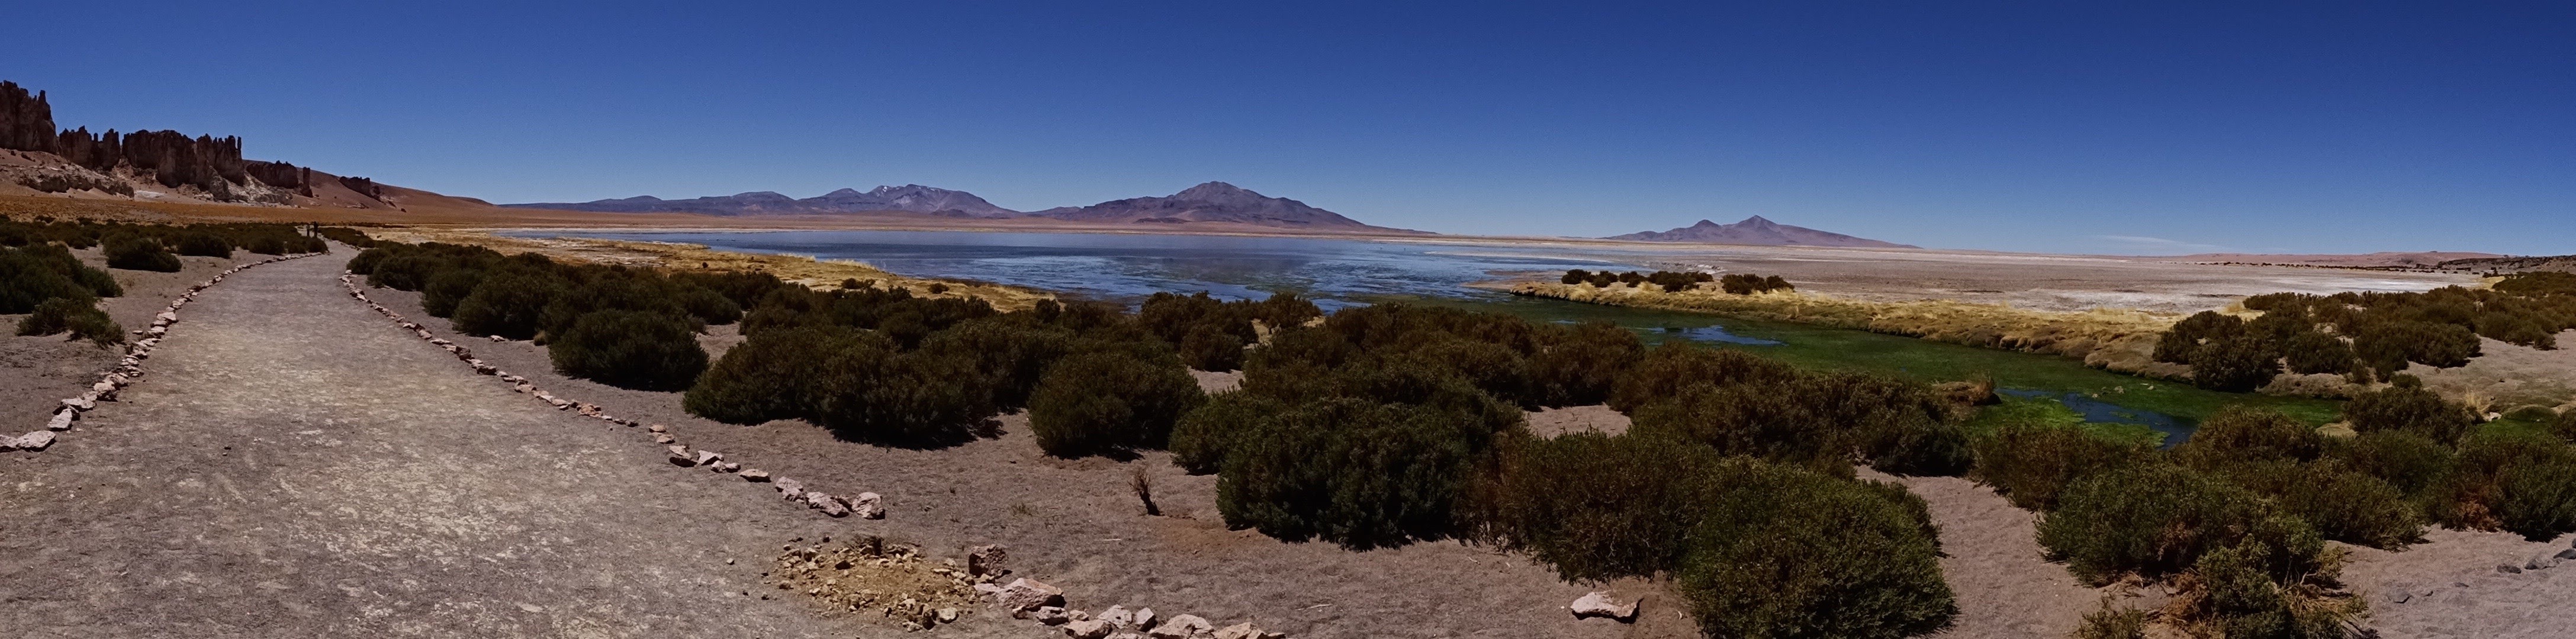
[{"x1": 0, "y1": 251, "x2": 886, "y2": 637}]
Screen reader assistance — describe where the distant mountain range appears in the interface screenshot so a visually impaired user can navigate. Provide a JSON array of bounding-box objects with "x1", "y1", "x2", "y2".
[
  {"x1": 506, "y1": 184, "x2": 1018, "y2": 218},
  {"x1": 1607, "y1": 216, "x2": 1915, "y2": 248},
  {"x1": 507, "y1": 180, "x2": 1400, "y2": 232}
]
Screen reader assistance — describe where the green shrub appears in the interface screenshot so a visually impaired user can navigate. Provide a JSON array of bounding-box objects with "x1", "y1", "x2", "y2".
[
  {"x1": 2191, "y1": 335, "x2": 2283, "y2": 392},
  {"x1": 915, "y1": 317, "x2": 1077, "y2": 411},
  {"x1": 1969, "y1": 419, "x2": 2152, "y2": 510},
  {"x1": 548, "y1": 310, "x2": 708, "y2": 391},
  {"x1": 2037, "y1": 463, "x2": 2317, "y2": 584},
  {"x1": 171, "y1": 232, "x2": 231, "y2": 258},
  {"x1": 1169, "y1": 392, "x2": 1284, "y2": 475},
  {"x1": 1027, "y1": 350, "x2": 1205, "y2": 458},
  {"x1": 684, "y1": 326, "x2": 867, "y2": 424},
  {"x1": 2555, "y1": 409, "x2": 2576, "y2": 444},
  {"x1": 1604, "y1": 342, "x2": 1799, "y2": 414},
  {"x1": 1523, "y1": 321, "x2": 1642, "y2": 407},
  {"x1": 1216, "y1": 396, "x2": 1507, "y2": 549},
  {"x1": 2188, "y1": 533, "x2": 2355, "y2": 639},
  {"x1": 2271, "y1": 460, "x2": 2422, "y2": 548},
  {"x1": 805, "y1": 344, "x2": 996, "y2": 447},
  {"x1": 2281, "y1": 331, "x2": 2356, "y2": 376},
  {"x1": 2343, "y1": 376, "x2": 2477, "y2": 445},
  {"x1": 1632, "y1": 382, "x2": 1846, "y2": 470},
  {"x1": 1675, "y1": 461, "x2": 1955, "y2": 639},
  {"x1": 2437, "y1": 430, "x2": 2576, "y2": 539},
  {"x1": 2173, "y1": 407, "x2": 2323, "y2": 469},
  {"x1": 102, "y1": 236, "x2": 181, "y2": 272},
  {"x1": 0, "y1": 245, "x2": 110, "y2": 313},
  {"x1": 15, "y1": 296, "x2": 124, "y2": 346},
  {"x1": 1474, "y1": 431, "x2": 1723, "y2": 582},
  {"x1": 419, "y1": 268, "x2": 485, "y2": 318},
  {"x1": 450, "y1": 270, "x2": 563, "y2": 340},
  {"x1": 2332, "y1": 430, "x2": 2453, "y2": 499}
]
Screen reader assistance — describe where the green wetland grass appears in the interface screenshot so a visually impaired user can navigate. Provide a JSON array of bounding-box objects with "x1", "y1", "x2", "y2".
[{"x1": 1392, "y1": 293, "x2": 2345, "y2": 429}]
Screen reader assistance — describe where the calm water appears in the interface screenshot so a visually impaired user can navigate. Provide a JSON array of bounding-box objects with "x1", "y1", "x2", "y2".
[
  {"x1": 523, "y1": 228, "x2": 2198, "y2": 437},
  {"x1": 526, "y1": 230, "x2": 1642, "y2": 309}
]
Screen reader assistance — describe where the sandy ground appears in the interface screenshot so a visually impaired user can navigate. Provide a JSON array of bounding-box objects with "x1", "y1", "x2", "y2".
[
  {"x1": 368, "y1": 286, "x2": 1632, "y2": 639},
  {"x1": 2339, "y1": 529, "x2": 2576, "y2": 638},
  {"x1": 1, "y1": 248, "x2": 265, "y2": 431},
  {"x1": 0, "y1": 254, "x2": 1062, "y2": 638},
  {"x1": 1525, "y1": 405, "x2": 1630, "y2": 438},
  {"x1": 2408, "y1": 331, "x2": 2576, "y2": 412}
]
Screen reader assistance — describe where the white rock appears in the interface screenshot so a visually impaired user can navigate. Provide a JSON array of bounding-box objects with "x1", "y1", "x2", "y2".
[
  {"x1": 713, "y1": 462, "x2": 740, "y2": 473},
  {"x1": 652, "y1": 434, "x2": 675, "y2": 445},
  {"x1": 805, "y1": 491, "x2": 849, "y2": 517},
  {"x1": 1211, "y1": 622, "x2": 1262, "y2": 639},
  {"x1": 47, "y1": 411, "x2": 75, "y2": 431},
  {"x1": 1065, "y1": 618, "x2": 1114, "y2": 639},
  {"x1": 1147, "y1": 614, "x2": 1211, "y2": 639},
  {"x1": 1132, "y1": 608, "x2": 1156, "y2": 631},
  {"x1": 850, "y1": 492, "x2": 886, "y2": 519},
  {"x1": 993, "y1": 578, "x2": 1065, "y2": 612},
  {"x1": 667, "y1": 446, "x2": 694, "y2": 465},
  {"x1": 15, "y1": 431, "x2": 57, "y2": 451},
  {"x1": 739, "y1": 469, "x2": 771, "y2": 482},
  {"x1": 693, "y1": 450, "x2": 722, "y2": 466},
  {"x1": 1030, "y1": 606, "x2": 1070, "y2": 624},
  {"x1": 774, "y1": 477, "x2": 805, "y2": 499},
  {"x1": 1570, "y1": 591, "x2": 1638, "y2": 622},
  {"x1": 61, "y1": 398, "x2": 95, "y2": 411}
]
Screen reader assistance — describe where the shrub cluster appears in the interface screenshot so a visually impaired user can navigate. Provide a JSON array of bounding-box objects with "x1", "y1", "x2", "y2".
[
  {"x1": 2, "y1": 231, "x2": 127, "y2": 347},
  {"x1": 1623, "y1": 343, "x2": 1972, "y2": 476},
  {"x1": 1475, "y1": 434, "x2": 1956, "y2": 638},
  {"x1": 1, "y1": 219, "x2": 324, "y2": 259},
  {"x1": 1136, "y1": 291, "x2": 1320, "y2": 372},
  {"x1": 1559, "y1": 269, "x2": 1726, "y2": 292},
  {"x1": 349, "y1": 241, "x2": 748, "y2": 391},
  {"x1": 2158, "y1": 275, "x2": 2576, "y2": 388}
]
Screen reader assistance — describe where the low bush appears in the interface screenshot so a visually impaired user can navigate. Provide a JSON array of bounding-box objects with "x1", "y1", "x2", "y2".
[
  {"x1": 2173, "y1": 407, "x2": 2323, "y2": 469},
  {"x1": 171, "y1": 232, "x2": 232, "y2": 258},
  {"x1": 2436, "y1": 430, "x2": 2576, "y2": 540},
  {"x1": 684, "y1": 326, "x2": 866, "y2": 424},
  {"x1": 1168, "y1": 392, "x2": 1284, "y2": 475},
  {"x1": 805, "y1": 343, "x2": 996, "y2": 447},
  {"x1": 2271, "y1": 460, "x2": 2423, "y2": 548},
  {"x1": 2186, "y1": 532, "x2": 2359, "y2": 639},
  {"x1": 419, "y1": 268, "x2": 485, "y2": 317},
  {"x1": 547, "y1": 309, "x2": 708, "y2": 391},
  {"x1": 1969, "y1": 419, "x2": 2153, "y2": 510},
  {"x1": 915, "y1": 317, "x2": 1077, "y2": 411},
  {"x1": 2555, "y1": 409, "x2": 2576, "y2": 444},
  {"x1": 2037, "y1": 463, "x2": 2319, "y2": 585},
  {"x1": 1473, "y1": 431, "x2": 1725, "y2": 582},
  {"x1": 2342, "y1": 376, "x2": 2477, "y2": 445},
  {"x1": 1027, "y1": 350, "x2": 1205, "y2": 458},
  {"x1": 1603, "y1": 342, "x2": 1799, "y2": 413},
  {"x1": 1, "y1": 244, "x2": 117, "y2": 312},
  {"x1": 102, "y1": 235, "x2": 181, "y2": 272},
  {"x1": 2331, "y1": 429, "x2": 2454, "y2": 499},
  {"x1": 449, "y1": 270, "x2": 563, "y2": 340},
  {"x1": 15, "y1": 296, "x2": 124, "y2": 346},
  {"x1": 1215, "y1": 395, "x2": 1510, "y2": 550},
  {"x1": 1675, "y1": 460, "x2": 1954, "y2": 639},
  {"x1": 1523, "y1": 321, "x2": 1643, "y2": 407}
]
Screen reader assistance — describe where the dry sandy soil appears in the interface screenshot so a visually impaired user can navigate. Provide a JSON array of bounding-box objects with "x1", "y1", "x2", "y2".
[{"x1": 1, "y1": 247, "x2": 268, "y2": 430}]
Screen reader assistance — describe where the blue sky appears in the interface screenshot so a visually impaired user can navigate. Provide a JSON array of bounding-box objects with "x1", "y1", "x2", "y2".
[{"x1": 7, "y1": 1, "x2": 2569, "y2": 254}]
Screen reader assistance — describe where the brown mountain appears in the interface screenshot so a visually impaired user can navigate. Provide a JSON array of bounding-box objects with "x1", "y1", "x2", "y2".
[
  {"x1": 1028, "y1": 182, "x2": 1409, "y2": 231},
  {"x1": 506, "y1": 184, "x2": 1022, "y2": 218},
  {"x1": 1607, "y1": 216, "x2": 1914, "y2": 248}
]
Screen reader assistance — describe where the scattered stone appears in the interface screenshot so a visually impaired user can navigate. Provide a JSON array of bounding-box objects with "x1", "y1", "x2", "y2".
[
  {"x1": 2497, "y1": 563, "x2": 2524, "y2": 575},
  {"x1": 740, "y1": 469, "x2": 771, "y2": 482},
  {"x1": 1147, "y1": 614, "x2": 1211, "y2": 639},
  {"x1": 693, "y1": 450, "x2": 722, "y2": 466},
  {"x1": 47, "y1": 410, "x2": 76, "y2": 431},
  {"x1": 652, "y1": 433, "x2": 675, "y2": 444},
  {"x1": 1132, "y1": 608, "x2": 1156, "y2": 631},
  {"x1": 62, "y1": 397, "x2": 95, "y2": 411},
  {"x1": 774, "y1": 477, "x2": 805, "y2": 499},
  {"x1": 806, "y1": 492, "x2": 849, "y2": 517},
  {"x1": 488, "y1": 335, "x2": 506, "y2": 342},
  {"x1": 968, "y1": 544, "x2": 1009, "y2": 577},
  {"x1": 993, "y1": 578, "x2": 1065, "y2": 612},
  {"x1": 16, "y1": 431, "x2": 57, "y2": 451},
  {"x1": 851, "y1": 492, "x2": 886, "y2": 519},
  {"x1": 1031, "y1": 606, "x2": 1070, "y2": 624},
  {"x1": 1570, "y1": 590, "x2": 1639, "y2": 622},
  {"x1": 713, "y1": 462, "x2": 740, "y2": 473},
  {"x1": 1054, "y1": 617, "x2": 1111, "y2": 638},
  {"x1": 667, "y1": 446, "x2": 694, "y2": 466},
  {"x1": 1211, "y1": 622, "x2": 1264, "y2": 639}
]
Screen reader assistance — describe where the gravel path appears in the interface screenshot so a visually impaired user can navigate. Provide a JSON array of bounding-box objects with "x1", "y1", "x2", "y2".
[{"x1": 0, "y1": 253, "x2": 933, "y2": 637}]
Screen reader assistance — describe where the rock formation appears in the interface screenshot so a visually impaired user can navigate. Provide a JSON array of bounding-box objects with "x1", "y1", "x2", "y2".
[
  {"x1": 1028, "y1": 181, "x2": 1388, "y2": 230},
  {"x1": 507, "y1": 184, "x2": 1021, "y2": 218},
  {"x1": 0, "y1": 80, "x2": 386, "y2": 204}
]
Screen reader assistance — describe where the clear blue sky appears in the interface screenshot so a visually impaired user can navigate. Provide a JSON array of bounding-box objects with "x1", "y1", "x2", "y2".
[{"x1": 7, "y1": 1, "x2": 2569, "y2": 254}]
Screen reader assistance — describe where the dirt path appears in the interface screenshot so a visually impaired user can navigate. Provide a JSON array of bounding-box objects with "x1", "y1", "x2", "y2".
[
  {"x1": 1860, "y1": 470, "x2": 2099, "y2": 639},
  {"x1": 0, "y1": 254, "x2": 992, "y2": 637}
]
